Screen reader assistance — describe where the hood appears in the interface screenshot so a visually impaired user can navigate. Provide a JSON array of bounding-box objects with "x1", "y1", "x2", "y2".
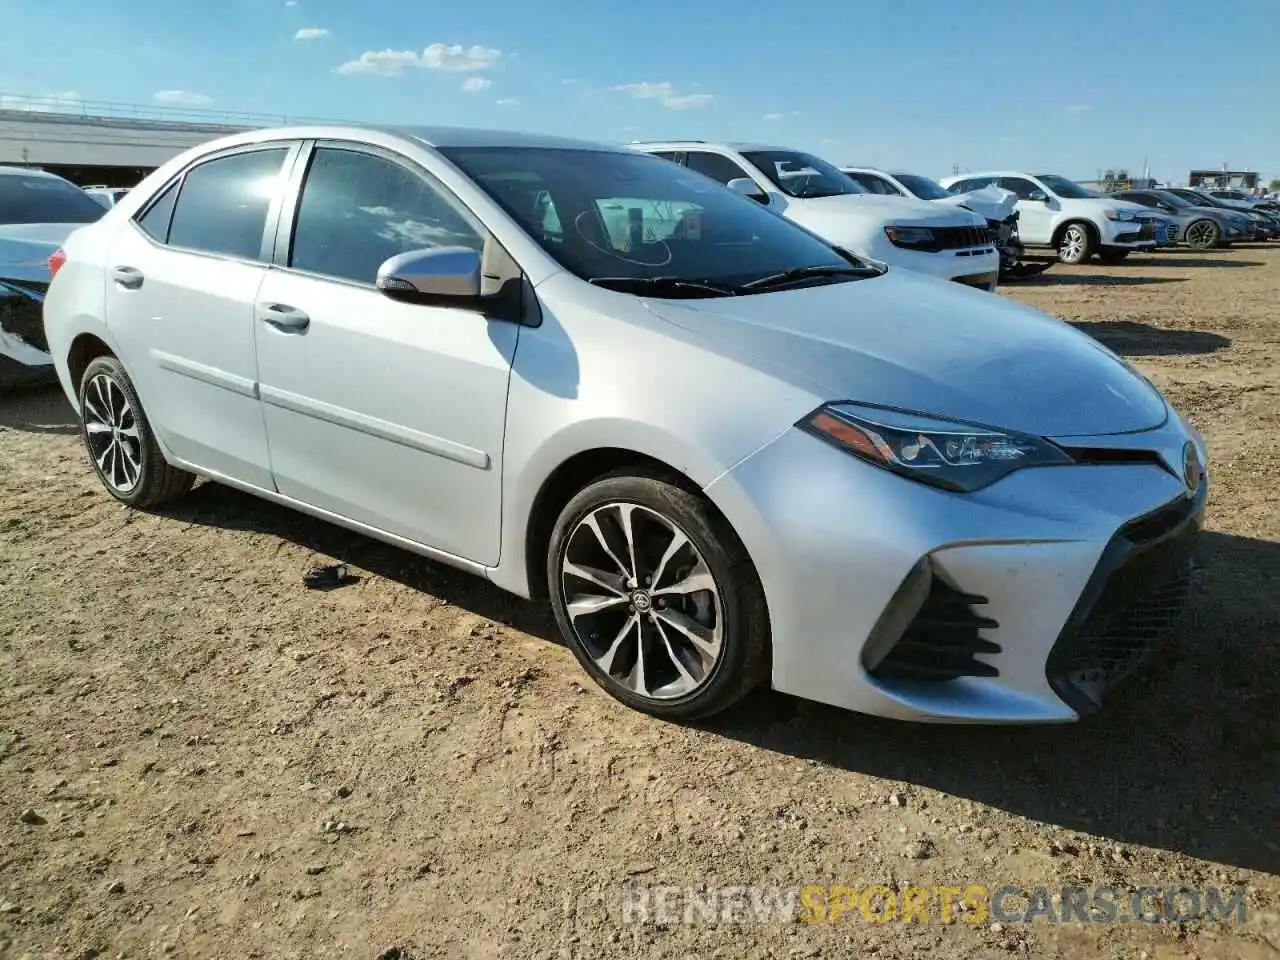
[
  {"x1": 792, "y1": 193, "x2": 984, "y2": 227},
  {"x1": 1069, "y1": 197, "x2": 1151, "y2": 218},
  {"x1": 936, "y1": 184, "x2": 1017, "y2": 221},
  {"x1": 1207, "y1": 197, "x2": 1254, "y2": 211},
  {"x1": 0, "y1": 222, "x2": 77, "y2": 284},
  {"x1": 642, "y1": 270, "x2": 1167, "y2": 438}
]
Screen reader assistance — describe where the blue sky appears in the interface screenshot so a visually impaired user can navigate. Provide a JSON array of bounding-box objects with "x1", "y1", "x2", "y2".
[{"x1": 1, "y1": 0, "x2": 1276, "y2": 183}]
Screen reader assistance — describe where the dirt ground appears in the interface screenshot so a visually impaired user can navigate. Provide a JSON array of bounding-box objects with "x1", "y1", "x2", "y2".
[{"x1": 2, "y1": 245, "x2": 1278, "y2": 960}]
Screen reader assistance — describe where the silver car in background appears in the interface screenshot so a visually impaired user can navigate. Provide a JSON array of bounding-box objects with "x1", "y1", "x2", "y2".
[
  {"x1": 43, "y1": 126, "x2": 1206, "y2": 723},
  {"x1": 1108, "y1": 188, "x2": 1248, "y2": 249},
  {"x1": 1, "y1": 165, "x2": 106, "y2": 389}
]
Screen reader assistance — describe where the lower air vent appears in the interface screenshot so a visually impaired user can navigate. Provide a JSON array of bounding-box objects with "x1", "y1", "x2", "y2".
[{"x1": 869, "y1": 576, "x2": 1001, "y2": 683}]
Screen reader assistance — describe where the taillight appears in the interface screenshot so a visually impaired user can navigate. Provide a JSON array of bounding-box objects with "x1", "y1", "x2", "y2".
[{"x1": 48, "y1": 247, "x2": 67, "y2": 279}]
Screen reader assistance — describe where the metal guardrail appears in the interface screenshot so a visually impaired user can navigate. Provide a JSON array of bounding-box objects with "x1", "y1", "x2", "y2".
[{"x1": 0, "y1": 91, "x2": 337, "y2": 127}]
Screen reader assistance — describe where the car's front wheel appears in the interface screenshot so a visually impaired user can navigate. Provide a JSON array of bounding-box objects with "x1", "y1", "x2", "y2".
[
  {"x1": 547, "y1": 472, "x2": 769, "y2": 720},
  {"x1": 78, "y1": 355, "x2": 194, "y2": 507},
  {"x1": 1057, "y1": 223, "x2": 1095, "y2": 264},
  {"x1": 1183, "y1": 219, "x2": 1220, "y2": 250}
]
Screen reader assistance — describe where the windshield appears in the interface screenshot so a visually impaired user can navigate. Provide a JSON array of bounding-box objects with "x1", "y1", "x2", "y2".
[
  {"x1": 1034, "y1": 174, "x2": 1099, "y2": 200},
  {"x1": 893, "y1": 173, "x2": 951, "y2": 200},
  {"x1": 741, "y1": 150, "x2": 860, "y2": 199},
  {"x1": 441, "y1": 147, "x2": 863, "y2": 294},
  {"x1": 0, "y1": 173, "x2": 108, "y2": 225},
  {"x1": 1170, "y1": 189, "x2": 1221, "y2": 208},
  {"x1": 1151, "y1": 190, "x2": 1192, "y2": 209}
]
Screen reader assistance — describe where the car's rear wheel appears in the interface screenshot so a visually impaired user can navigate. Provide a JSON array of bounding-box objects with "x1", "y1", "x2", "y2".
[
  {"x1": 1057, "y1": 222, "x2": 1095, "y2": 264},
  {"x1": 1184, "y1": 219, "x2": 1220, "y2": 250},
  {"x1": 547, "y1": 472, "x2": 769, "y2": 720},
  {"x1": 78, "y1": 355, "x2": 194, "y2": 507}
]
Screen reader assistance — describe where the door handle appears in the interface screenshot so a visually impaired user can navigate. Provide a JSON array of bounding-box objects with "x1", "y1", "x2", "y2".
[
  {"x1": 111, "y1": 265, "x2": 144, "y2": 290},
  {"x1": 256, "y1": 303, "x2": 310, "y2": 333}
]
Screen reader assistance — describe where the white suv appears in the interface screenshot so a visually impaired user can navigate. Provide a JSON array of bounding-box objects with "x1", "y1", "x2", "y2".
[
  {"x1": 636, "y1": 142, "x2": 999, "y2": 291},
  {"x1": 939, "y1": 171, "x2": 1161, "y2": 264}
]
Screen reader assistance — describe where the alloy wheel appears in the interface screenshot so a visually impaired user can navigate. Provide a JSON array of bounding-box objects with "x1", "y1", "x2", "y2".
[
  {"x1": 560, "y1": 502, "x2": 724, "y2": 701},
  {"x1": 1060, "y1": 226, "x2": 1087, "y2": 263},
  {"x1": 1185, "y1": 220, "x2": 1218, "y2": 249},
  {"x1": 82, "y1": 373, "x2": 143, "y2": 493}
]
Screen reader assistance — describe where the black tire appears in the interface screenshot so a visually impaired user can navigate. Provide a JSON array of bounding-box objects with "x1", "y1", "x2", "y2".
[
  {"x1": 78, "y1": 355, "x2": 194, "y2": 507},
  {"x1": 546, "y1": 471, "x2": 769, "y2": 720},
  {"x1": 1097, "y1": 249, "x2": 1130, "y2": 264},
  {"x1": 1183, "y1": 219, "x2": 1220, "y2": 250},
  {"x1": 1056, "y1": 222, "x2": 1096, "y2": 264}
]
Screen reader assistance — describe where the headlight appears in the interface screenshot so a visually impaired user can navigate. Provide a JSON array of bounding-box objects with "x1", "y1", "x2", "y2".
[
  {"x1": 1103, "y1": 208, "x2": 1136, "y2": 221},
  {"x1": 800, "y1": 402, "x2": 1074, "y2": 492},
  {"x1": 884, "y1": 226, "x2": 937, "y2": 250}
]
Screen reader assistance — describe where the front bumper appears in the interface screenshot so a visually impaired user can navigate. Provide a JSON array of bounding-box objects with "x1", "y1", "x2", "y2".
[
  {"x1": 1098, "y1": 218, "x2": 1158, "y2": 249},
  {"x1": 705, "y1": 412, "x2": 1206, "y2": 723},
  {"x1": 864, "y1": 238, "x2": 1001, "y2": 290}
]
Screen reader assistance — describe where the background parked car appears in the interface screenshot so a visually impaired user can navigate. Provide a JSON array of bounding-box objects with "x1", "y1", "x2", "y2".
[
  {"x1": 939, "y1": 171, "x2": 1168, "y2": 264},
  {"x1": 1163, "y1": 188, "x2": 1278, "y2": 240},
  {"x1": 839, "y1": 167, "x2": 1050, "y2": 280},
  {"x1": 1107, "y1": 188, "x2": 1247, "y2": 249},
  {"x1": 636, "y1": 142, "x2": 999, "y2": 290},
  {"x1": 82, "y1": 185, "x2": 132, "y2": 209},
  {"x1": 1, "y1": 166, "x2": 106, "y2": 390}
]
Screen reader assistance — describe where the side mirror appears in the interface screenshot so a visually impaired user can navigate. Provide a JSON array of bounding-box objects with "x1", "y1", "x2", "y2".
[
  {"x1": 376, "y1": 246, "x2": 482, "y2": 300},
  {"x1": 726, "y1": 177, "x2": 768, "y2": 204},
  {"x1": 1027, "y1": 190, "x2": 1049, "y2": 202}
]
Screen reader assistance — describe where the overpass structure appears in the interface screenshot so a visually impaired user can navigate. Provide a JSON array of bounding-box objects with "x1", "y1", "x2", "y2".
[{"x1": 0, "y1": 93, "x2": 332, "y2": 186}]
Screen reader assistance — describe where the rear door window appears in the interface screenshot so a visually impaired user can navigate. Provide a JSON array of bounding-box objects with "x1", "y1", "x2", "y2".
[
  {"x1": 136, "y1": 181, "x2": 180, "y2": 242},
  {"x1": 167, "y1": 148, "x2": 290, "y2": 260}
]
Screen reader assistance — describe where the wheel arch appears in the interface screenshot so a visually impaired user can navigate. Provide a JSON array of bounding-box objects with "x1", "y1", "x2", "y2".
[
  {"x1": 522, "y1": 446, "x2": 707, "y2": 601},
  {"x1": 66, "y1": 332, "x2": 116, "y2": 397},
  {"x1": 1051, "y1": 218, "x2": 1099, "y2": 248}
]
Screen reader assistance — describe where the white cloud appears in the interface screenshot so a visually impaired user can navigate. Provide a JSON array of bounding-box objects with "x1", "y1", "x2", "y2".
[
  {"x1": 153, "y1": 90, "x2": 213, "y2": 106},
  {"x1": 1066, "y1": 104, "x2": 1091, "y2": 115},
  {"x1": 335, "y1": 49, "x2": 419, "y2": 75},
  {"x1": 612, "y1": 81, "x2": 714, "y2": 110},
  {"x1": 421, "y1": 43, "x2": 502, "y2": 72},
  {"x1": 336, "y1": 43, "x2": 502, "y2": 76},
  {"x1": 762, "y1": 112, "x2": 785, "y2": 122},
  {"x1": 294, "y1": 27, "x2": 329, "y2": 40},
  {"x1": 461, "y1": 76, "x2": 491, "y2": 93},
  {"x1": 496, "y1": 98, "x2": 518, "y2": 106},
  {"x1": 285, "y1": 1, "x2": 297, "y2": 5},
  {"x1": 0, "y1": 91, "x2": 82, "y2": 113},
  {"x1": 663, "y1": 93, "x2": 713, "y2": 110}
]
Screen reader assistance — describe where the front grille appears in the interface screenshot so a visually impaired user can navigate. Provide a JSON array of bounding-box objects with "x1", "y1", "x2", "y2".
[
  {"x1": 932, "y1": 225, "x2": 993, "y2": 250},
  {"x1": 1136, "y1": 220, "x2": 1158, "y2": 240},
  {"x1": 870, "y1": 577, "x2": 1001, "y2": 683},
  {"x1": 1046, "y1": 488, "x2": 1204, "y2": 714}
]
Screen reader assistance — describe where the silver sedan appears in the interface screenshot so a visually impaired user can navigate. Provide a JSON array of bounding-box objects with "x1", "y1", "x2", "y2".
[{"x1": 42, "y1": 125, "x2": 1206, "y2": 723}]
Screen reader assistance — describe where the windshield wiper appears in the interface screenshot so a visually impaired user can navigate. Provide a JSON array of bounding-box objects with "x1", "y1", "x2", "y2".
[
  {"x1": 791, "y1": 187, "x2": 845, "y2": 199},
  {"x1": 742, "y1": 264, "x2": 880, "y2": 291},
  {"x1": 588, "y1": 276, "x2": 743, "y2": 298}
]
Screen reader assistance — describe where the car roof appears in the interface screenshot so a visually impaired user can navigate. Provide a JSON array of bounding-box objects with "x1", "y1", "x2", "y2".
[
  {"x1": 943, "y1": 171, "x2": 1043, "y2": 180},
  {"x1": 175, "y1": 124, "x2": 640, "y2": 157},
  {"x1": 632, "y1": 140, "x2": 800, "y2": 153},
  {"x1": 0, "y1": 165, "x2": 67, "y2": 179}
]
